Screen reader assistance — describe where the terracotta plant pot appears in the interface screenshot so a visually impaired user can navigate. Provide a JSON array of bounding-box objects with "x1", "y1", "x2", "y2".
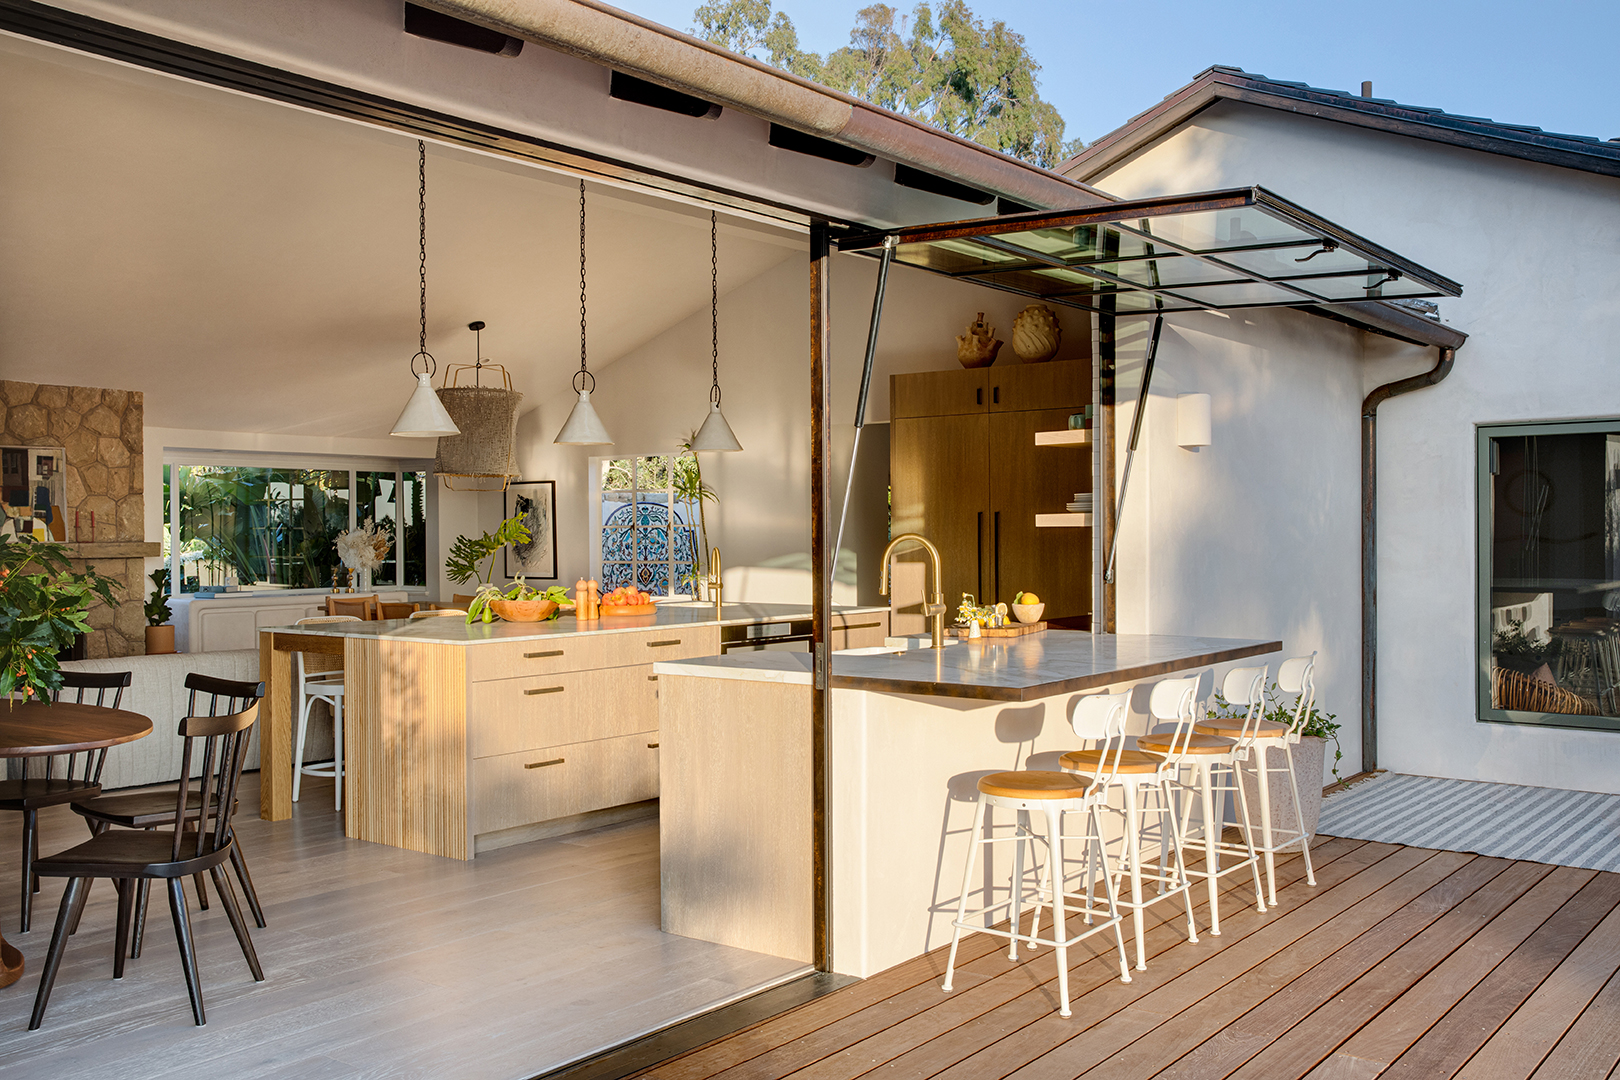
[
  {"x1": 144, "y1": 624, "x2": 176, "y2": 655},
  {"x1": 488, "y1": 599, "x2": 558, "y2": 622}
]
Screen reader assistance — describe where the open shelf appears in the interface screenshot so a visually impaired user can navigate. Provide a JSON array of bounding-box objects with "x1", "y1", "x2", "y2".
[
  {"x1": 1035, "y1": 513, "x2": 1093, "y2": 528},
  {"x1": 1034, "y1": 429, "x2": 1093, "y2": 447}
]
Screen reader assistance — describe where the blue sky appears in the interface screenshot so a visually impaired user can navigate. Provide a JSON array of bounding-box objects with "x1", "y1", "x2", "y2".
[{"x1": 614, "y1": 0, "x2": 1619, "y2": 149}]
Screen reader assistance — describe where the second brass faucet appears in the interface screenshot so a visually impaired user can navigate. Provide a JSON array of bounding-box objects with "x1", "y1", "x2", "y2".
[
  {"x1": 878, "y1": 533, "x2": 949, "y2": 649},
  {"x1": 707, "y1": 547, "x2": 723, "y2": 619}
]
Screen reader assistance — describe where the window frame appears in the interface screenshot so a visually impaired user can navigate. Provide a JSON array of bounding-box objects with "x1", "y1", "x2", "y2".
[
  {"x1": 593, "y1": 453, "x2": 698, "y2": 597},
  {"x1": 1476, "y1": 418, "x2": 1620, "y2": 732}
]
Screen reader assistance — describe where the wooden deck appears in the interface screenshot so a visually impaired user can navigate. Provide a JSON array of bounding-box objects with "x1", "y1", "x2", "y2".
[{"x1": 629, "y1": 837, "x2": 1620, "y2": 1080}]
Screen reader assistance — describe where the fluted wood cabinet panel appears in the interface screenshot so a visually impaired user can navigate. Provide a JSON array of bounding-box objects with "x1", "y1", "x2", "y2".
[
  {"x1": 468, "y1": 665, "x2": 658, "y2": 759},
  {"x1": 472, "y1": 732, "x2": 660, "y2": 835},
  {"x1": 345, "y1": 637, "x2": 469, "y2": 860},
  {"x1": 659, "y1": 675, "x2": 813, "y2": 963}
]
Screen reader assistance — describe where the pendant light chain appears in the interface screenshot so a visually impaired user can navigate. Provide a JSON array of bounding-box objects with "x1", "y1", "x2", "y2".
[
  {"x1": 575, "y1": 178, "x2": 593, "y2": 394},
  {"x1": 710, "y1": 210, "x2": 721, "y2": 406},
  {"x1": 414, "y1": 140, "x2": 433, "y2": 376}
]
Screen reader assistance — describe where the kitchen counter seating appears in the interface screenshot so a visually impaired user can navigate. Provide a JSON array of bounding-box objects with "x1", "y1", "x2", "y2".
[{"x1": 256, "y1": 603, "x2": 890, "y2": 860}]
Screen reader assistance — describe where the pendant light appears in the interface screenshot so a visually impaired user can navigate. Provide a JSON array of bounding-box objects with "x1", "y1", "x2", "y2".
[
  {"x1": 434, "y1": 321, "x2": 522, "y2": 490},
  {"x1": 688, "y1": 210, "x2": 742, "y2": 452},
  {"x1": 554, "y1": 178, "x2": 613, "y2": 445},
  {"x1": 391, "y1": 141, "x2": 461, "y2": 438}
]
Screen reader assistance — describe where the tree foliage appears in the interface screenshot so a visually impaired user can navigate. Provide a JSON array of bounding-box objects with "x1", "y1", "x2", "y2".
[
  {"x1": 0, "y1": 536, "x2": 119, "y2": 702},
  {"x1": 690, "y1": 1, "x2": 1080, "y2": 167}
]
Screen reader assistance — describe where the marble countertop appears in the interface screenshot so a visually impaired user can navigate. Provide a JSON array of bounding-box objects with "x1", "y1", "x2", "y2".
[
  {"x1": 655, "y1": 631, "x2": 1282, "y2": 702},
  {"x1": 260, "y1": 602, "x2": 888, "y2": 645}
]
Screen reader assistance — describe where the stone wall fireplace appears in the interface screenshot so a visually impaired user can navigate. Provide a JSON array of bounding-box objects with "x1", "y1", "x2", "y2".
[{"x1": 1, "y1": 379, "x2": 159, "y2": 657}]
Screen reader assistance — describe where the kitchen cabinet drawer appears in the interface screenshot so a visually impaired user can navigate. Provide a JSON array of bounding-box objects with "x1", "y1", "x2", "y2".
[
  {"x1": 597, "y1": 625, "x2": 720, "y2": 669},
  {"x1": 831, "y1": 613, "x2": 889, "y2": 650},
  {"x1": 472, "y1": 732, "x2": 661, "y2": 835},
  {"x1": 469, "y1": 664, "x2": 659, "y2": 759},
  {"x1": 465, "y1": 634, "x2": 607, "y2": 682}
]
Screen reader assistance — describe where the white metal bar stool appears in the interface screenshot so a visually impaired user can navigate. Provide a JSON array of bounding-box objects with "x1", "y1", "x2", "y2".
[
  {"x1": 1136, "y1": 675, "x2": 1266, "y2": 936},
  {"x1": 941, "y1": 702, "x2": 1133, "y2": 1017},
  {"x1": 1059, "y1": 690, "x2": 1199, "y2": 971},
  {"x1": 292, "y1": 615, "x2": 357, "y2": 811},
  {"x1": 1198, "y1": 658, "x2": 1319, "y2": 905}
]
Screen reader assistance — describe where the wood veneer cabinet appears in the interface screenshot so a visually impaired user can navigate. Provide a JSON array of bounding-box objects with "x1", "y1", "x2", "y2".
[{"x1": 891, "y1": 361, "x2": 1092, "y2": 621}]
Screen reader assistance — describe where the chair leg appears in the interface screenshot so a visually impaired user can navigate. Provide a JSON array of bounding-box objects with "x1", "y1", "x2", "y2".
[
  {"x1": 293, "y1": 690, "x2": 312, "y2": 804},
  {"x1": 29, "y1": 877, "x2": 89, "y2": 1030},
  {"x1": 131, "y1": 879, "x2": 151, "y2": 958},
  {"x1": 333, "y1": 695, "x2": 344, "y2": 813},
  {"x1": 194, "y1": 871, "x2": 210, "y2": 911},
  {"x1": 20, "y1": 808, "x2": 37, "y2": 933},
  {"x1": 1254, "y1": 743, "x2": 1278, "y2": 907},
  {"x1": 942, "y1": 797, "x2": 987, "y2": 993},
  {"x1": 113, "y1": 879, "x2": 133, "y2": 980},
  {"x1": 1197, "y1": 763, "x2": 1222, "y2": 934},
  {"x1": 1283, "y1": 742, "x2": 1317, "y2": 887},
  {"x1": 1160, "y1": 778, "x2": 1199, "y2": 944},
  {"x1": 1009, "y1": 807, "x2": 1029, "y2": 961},
  {"x1": 1122, "y1": 779, "x2": 1147, "y2": 971},
  {"x1": 1226, "y1": 759, "x2": 1266, "y2": 913},
  {"x1": 167, "y1": 877, "x2": 206, "y2": 1026},
  {"x1": 210, "y1": 864, "x2": 264, "y2": 981},
  {"x1": 229, "y1": 840, "x2": 267, "y2": 928},
  {"x1": 31, "y1": 821, "x2": 40, "y2": 894},
  {"x1": 1090, "y1": 803, "x2": 1132, "y2": 985},
  {"x1": 1044, "y1": 804, "x2": 1071, "y2": 1018}
]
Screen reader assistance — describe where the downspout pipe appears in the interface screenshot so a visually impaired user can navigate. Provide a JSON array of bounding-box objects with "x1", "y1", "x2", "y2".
[{"x1": 1361, "y1": 344, "x2": 1457, "y2": 774}]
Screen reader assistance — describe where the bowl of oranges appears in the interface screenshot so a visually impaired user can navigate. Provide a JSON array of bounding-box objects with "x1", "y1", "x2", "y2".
[
  {"x1": 600, "y1": 586, "x2": 657, "y2": 616},
  {"x1": 1011, "y1": 591, "x2": 1044, "y2": 624}
]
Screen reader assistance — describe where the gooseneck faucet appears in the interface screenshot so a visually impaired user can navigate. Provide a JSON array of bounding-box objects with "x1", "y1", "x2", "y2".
[
  {"x1": 878, "y1": 533, "x2": 948, "y2": 650},
  {"x1": 707, "y1": 547, "x2": 723, "y2": 619}
]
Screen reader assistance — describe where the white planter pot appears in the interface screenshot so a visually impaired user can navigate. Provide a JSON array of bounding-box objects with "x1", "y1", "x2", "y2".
[{"x1": 1236, "y1": 735, "x2": 1326, "y2": 846}]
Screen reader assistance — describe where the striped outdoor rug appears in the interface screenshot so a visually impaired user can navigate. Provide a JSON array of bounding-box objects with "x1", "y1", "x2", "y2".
[{"x1": 1318, "y1": 772, "x2": 1620, "y2": 873}]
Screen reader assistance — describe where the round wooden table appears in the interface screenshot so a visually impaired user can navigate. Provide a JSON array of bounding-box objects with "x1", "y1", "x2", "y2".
[{"x1": 0, "y1": 701, "x2": 152, "y2": 988}]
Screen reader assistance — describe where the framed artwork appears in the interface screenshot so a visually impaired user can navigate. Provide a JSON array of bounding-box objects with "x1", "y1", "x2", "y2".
[{"x1": 504, "y1": 480, "x2": 558, "y2": 580}]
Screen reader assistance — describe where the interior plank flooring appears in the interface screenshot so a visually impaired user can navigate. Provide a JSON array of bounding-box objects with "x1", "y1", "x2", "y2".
[
  {"x1": 633, "y1": 838, "x2": 1620, "y2": 1080},
  {"x1": 0, "y1": 772, "x2": 805, "y2": 1079}
]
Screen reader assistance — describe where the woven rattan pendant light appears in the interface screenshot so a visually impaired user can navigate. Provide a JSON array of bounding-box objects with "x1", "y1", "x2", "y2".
[
  {"x1": 391, "y1": 141, "x2": 461, "y2": 439},
  {"x1": 433, "y1": 320, "x2": 522, "y2": 491},
  {"x1": 555, "y1": 179, "x2": 613, "y2": 446},
  {"x1": 688, "y1": 210, "x2": 742, "y2": 452}
]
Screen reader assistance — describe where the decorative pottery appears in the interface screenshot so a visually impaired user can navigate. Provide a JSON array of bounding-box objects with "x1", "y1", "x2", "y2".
[
  {"x1": 143, "y1": 624, "x2": 176, "y2": 655},
  {"x1": 1012, "y1": 304, "x2": 1062, "y2": 362},
  {"x1": 488, "y1": 598, "x2": 558, "y2": 622},
  {"x1": 956, "y1": 312, "x2": 1003, "y2": 368},
  {"x1": 1011, "y1": 602, "x2": 1045, "y2": 624}
]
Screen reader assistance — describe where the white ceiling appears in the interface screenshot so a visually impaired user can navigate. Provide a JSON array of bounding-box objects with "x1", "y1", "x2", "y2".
[{"x1": 0, "y1": 33, "x2": 803, "y2": 437}]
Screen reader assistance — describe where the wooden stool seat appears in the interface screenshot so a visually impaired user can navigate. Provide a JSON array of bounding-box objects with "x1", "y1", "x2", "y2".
[
  {"x1": 976, "y1": 771, "x2": 1093, "y2": 801},
  {"x1": 1137, "y1": 732, "x2": 1235, "y2": 755},
  {"x1": 1194, "y1": 718, "x2": 1290, "y2": 739},
  {"x1": 1060, "y1": 748, "x2": 1167, "y2": 775}
]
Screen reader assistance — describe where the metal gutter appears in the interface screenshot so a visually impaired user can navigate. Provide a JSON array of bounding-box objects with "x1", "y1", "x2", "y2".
[
  {"x1": 1361, "y1": 343, "x2": 1459, "y2": 773},
  {"x1": 425, "y1": 0, "x2": 1113, "y2": 211}
]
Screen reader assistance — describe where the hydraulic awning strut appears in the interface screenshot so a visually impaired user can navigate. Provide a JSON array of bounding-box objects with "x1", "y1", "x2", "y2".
[
  {"x1": 834, "y1": 235, "x2": 897, "y2": 565},
  {"x1": 1103, "y1": 314, "x2": 1163, "y2": 586}
]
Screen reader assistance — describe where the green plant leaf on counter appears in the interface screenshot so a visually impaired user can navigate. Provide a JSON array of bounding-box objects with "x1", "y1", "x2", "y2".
[{"x1": 445, "y1": 515, "x2": 532, "y2": 586}]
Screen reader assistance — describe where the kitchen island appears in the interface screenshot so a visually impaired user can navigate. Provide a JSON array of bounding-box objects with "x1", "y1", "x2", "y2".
[
  {"x1": 257, "y1": 603, "x2": 890, "y2": 859},
  {"x1": 654, "y1": 631, "x2": 1279, "y2": 973}
]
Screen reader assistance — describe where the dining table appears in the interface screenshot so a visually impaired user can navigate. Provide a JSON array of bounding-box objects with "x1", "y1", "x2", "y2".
[{"x1": 0, "y1": 700, "x2": 153, "y2": 989}]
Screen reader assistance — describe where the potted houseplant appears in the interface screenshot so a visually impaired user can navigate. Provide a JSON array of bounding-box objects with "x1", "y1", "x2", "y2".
[
  {"x1": 445, "y1": 515, "x2": 531, "y2": 593},
  {"x1": 144, "y1": 566, "x2": 175, "y2": 654},
  {"x1": 0, "y1": 535, "x2": 119, "y2": 703},
  {"x1": 1208, "y1": 678, "x2": 1343, "y2": 846},
  {"x1": 675, "y1": 438, "x2": 718, "y2": 598}
]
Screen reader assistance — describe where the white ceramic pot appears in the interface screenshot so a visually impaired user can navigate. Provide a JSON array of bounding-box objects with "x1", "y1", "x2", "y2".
[{"x1": 1011, "y1": 602, "x2": 1045, "y2": 624}]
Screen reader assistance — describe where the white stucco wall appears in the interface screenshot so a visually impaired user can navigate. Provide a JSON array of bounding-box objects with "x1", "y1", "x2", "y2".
[{"x1": 1087, "y1": 101, "x2": 1620, "y2": 792}]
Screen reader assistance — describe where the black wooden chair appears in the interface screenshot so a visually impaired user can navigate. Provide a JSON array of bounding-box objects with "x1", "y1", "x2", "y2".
[
  {"x1": 71, "y1": 674, "x2": 267, "y2": 955},
  {"x1": 30, "y1": 696, "x2": 265, "y2": 1027},
  {"x1": 0, "y1": 670, "x2": 132, "y2": 932}
]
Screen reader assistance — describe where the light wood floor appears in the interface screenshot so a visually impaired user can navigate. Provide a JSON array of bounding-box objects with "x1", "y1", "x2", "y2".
[
  {"x1": 0, "y1": 773, "x2": 806, "y2": 1080},
  {"x1": 631, "y1": 837, "x2": 1620, "y2": 1080}
]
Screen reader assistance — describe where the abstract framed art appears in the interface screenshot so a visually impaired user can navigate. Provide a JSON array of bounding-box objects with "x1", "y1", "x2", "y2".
[{"x1": 504, "y1": 479, "x2": 558, "y2": 580}]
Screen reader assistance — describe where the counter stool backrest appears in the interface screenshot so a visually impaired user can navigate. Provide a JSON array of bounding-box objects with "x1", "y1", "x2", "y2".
[
  {"x1": 1147, "y1": 676, "x2": 1202, "y2": 762},
  {"x1": 1070, "y1": 690, "x2": 1130, "y2": 790},
  {"x1": 45, "y1": 670, "x2": 133, "y2": 784},
  {"x1": 1221, "y1": 666, "x2": 1268, "y2": 744},
  {"x1": 1276, "y1": 653, "x2": 1317, "y2": 735}
]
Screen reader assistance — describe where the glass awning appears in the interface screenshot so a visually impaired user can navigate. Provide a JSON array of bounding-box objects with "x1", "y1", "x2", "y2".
[{"x1": 839, "y1": 186, "x2": 1462, "y2": 315}]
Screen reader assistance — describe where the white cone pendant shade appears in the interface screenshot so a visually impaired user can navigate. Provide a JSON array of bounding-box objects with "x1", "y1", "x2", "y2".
[
  {"x1": 554, "y1": 388, "x2": 613, "y2": 445},
  {"x1": 689, "y1": 399, "x2": 742, "y2": 452},
  {"x1": 391, "y1": 372, "x2": 461, "y2": 437}
]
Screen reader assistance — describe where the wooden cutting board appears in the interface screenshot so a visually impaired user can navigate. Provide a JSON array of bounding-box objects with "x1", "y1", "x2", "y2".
[{"x1": 949, "y1": 621, "x2": 1046, "y2": 639}]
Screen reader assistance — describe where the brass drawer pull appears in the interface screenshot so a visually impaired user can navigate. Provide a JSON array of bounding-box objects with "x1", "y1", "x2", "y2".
[
  {"x1": 524, "y1": 649, "x2": 564, "y2": 659},
  {"x1": 647, "y1": 743, "x2": 659, "y2": 749},
  {"x1": 524, "y1": 686, "x2": 565, "y2": 696},
  {"x1": 647, "y1": 639, "x2": 682, "y2": 648},
  {"x1": 524, "y1": 758, "x2": 565, "y2": 769},
  {"x1": 647, "y1": 674, "x2": 658, "y2": 682},
  {"x1": 842, "y1": 621, "x2": 883, "y2": 631}
]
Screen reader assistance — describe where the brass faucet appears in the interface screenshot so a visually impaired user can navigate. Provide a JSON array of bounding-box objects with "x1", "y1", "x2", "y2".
[
  {"x1": 878, "y1": 533, "x2": 948, "y2": 649},
  {"x1": 707, "y1": 547, "x2": 723, "y2": 619}
]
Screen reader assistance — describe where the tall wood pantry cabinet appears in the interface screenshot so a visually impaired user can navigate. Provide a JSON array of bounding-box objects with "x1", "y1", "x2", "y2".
[{"x1": 889, "y1": 360, "x2": 1092, "y2": 626}]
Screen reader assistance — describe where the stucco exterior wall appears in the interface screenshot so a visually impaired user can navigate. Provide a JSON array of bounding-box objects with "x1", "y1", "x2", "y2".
[{"x1": 1086, "y1": 101, "x2": 1620, "y2": 792}]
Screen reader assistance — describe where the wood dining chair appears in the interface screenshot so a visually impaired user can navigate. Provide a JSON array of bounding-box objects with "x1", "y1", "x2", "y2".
[
  {"x1": 29, "y1": 697, "x2": 265, "y2": 1027},
  {"x1": 377, "y1": 601, "x2": 419, "y2": 620},
  {"x1": 325, "y1": 594, "x2": 378, "y2": 619},
  {"x1": 71, "y1": 675, "x2": 267, "y2": 953},
  {"x1": 1, "y1": 670, "x2": 131, "y2": 932}
]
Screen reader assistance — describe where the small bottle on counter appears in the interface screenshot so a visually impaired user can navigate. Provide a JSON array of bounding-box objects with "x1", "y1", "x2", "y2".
[{"x1": 575, "y1": 578, "x2": 589, "y2": 619}]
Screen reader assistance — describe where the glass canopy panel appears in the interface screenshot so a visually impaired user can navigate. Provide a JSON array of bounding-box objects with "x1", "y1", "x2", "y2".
[
  {"x1": 1095, "y1": 291, "x2": 1202, "y2": 314},
  {"x1": 973, "y1": 267, "x2": 1105, "y2": 298},
  {"x1": 1214, "y1": 244, "x2": 1386, "y2": 280},
  {"x1": 1164, "y1": 280, "x2": 1311, "y2": 307},
  {"x1": 1289, "y1": 274, "x2": 1446, "y2": 302},
  {"x1": 893, "y1": 239, "x2": 1025, "y2": 275},
  {"x1": 1085, "y1": 257, "x2": 1245, "y2": 289},
  {"x1": 1126, "y1": 205, "x2": 1318, "y2": 253}
]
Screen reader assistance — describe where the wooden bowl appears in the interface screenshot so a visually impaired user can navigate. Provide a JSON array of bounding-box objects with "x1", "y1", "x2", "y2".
[
  {"x1": 1012, "y1": 602, "x2": 1045, "y2": 624},
  {"x1": 599, "y1": 602, "x2": 658, "y2": 616},
  {"x1": 488, "y1": 599, "x2": 558, "y2": 622}
]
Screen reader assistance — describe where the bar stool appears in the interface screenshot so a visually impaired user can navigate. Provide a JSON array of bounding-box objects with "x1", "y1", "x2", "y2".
[
  {"x1": 293, "y1": 615, "x2": 356, "y2": 811},
  {"x1": 1136, "y1": 675, "x2": 1266, "y2": 935},
  {"x1": 942, "y1": 695, "x2": 1133, "y2": 1018},
  {"x1": 1197, "y1": 658, "x2": 1319, "y2": 905},
  {"x1": 1060, "y1": 689, "x2": 1198, "y2": 971}
]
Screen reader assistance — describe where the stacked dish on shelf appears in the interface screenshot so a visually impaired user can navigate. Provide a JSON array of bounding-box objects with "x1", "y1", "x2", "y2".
[{"x1": 1066, "y1": 493, "x2": 1093, "y2": 514}]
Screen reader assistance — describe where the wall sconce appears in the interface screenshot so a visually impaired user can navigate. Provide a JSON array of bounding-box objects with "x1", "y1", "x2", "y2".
[{"x1": 1176, "y1": 393, "x2": 1211, "y2": 449}]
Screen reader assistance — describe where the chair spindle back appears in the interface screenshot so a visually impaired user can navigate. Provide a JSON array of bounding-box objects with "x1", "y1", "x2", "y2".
[
  {"x1": 1069, "y1": 690, "x2": 1130, "y2": 790},
  {"x1": 46, "y1": 670, "x2": 132, "y2": 785},
  {"x1": 171, "y1": 675, "x2": 263, "y2": 864}
]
